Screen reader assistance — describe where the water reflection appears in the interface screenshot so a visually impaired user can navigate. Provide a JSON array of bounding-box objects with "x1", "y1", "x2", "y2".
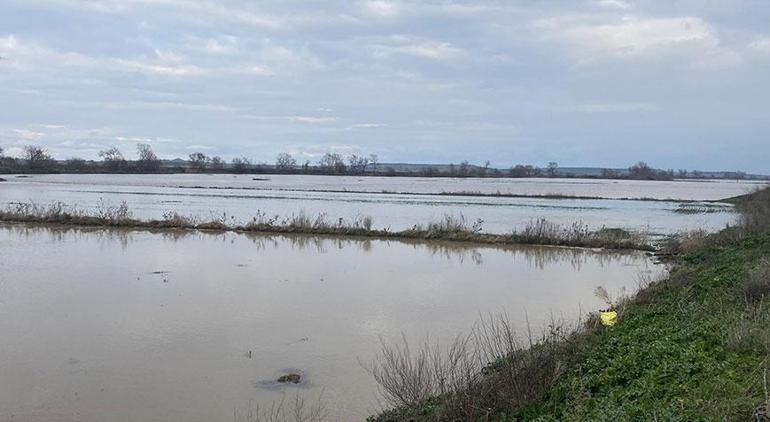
[
  {"x1": 0, "y1": 220, "x2": 655, "y2": 421},
  {"x1": 0, "y1": 223, "x2": 643, "y2": 271}
]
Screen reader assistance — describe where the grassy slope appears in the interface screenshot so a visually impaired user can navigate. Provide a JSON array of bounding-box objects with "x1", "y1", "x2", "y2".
[{"x1": 515, "y1": 232, "x2": 770, "y2": 420}]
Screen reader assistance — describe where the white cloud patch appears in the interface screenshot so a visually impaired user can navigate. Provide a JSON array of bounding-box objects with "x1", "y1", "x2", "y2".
[
  {"x1": 569, "y1": 102, "x2": 657, "y2": 113},
  {"x1": 595, "y1": 0, "x2": 631, "y2": 10},
  {"x1": 240, "y1": 115, "x2": 339, "y2": 124},
  {"x1": 361, "y1": 0, "x2": 401, "y2": 18},
  {"x1": 13, "y1": 128, "x2": 46, "y2": 141},
  {"x1": 748, "y1": 37, "x2": 770, "y2": 54},
  {"x1": 0, "y1": 34, "x2": 271, "y2": 78},
  {"x1": 371, "y1": 35, "x2": 465, "y2": 61},
  {"x1": 186, "y1": 144, "x2": 216, "y2": 150},
  {"x1": 346, "y1": 123, "x2": 386, "y2": 130},
  {"x1": 538, "y1": 16, "x2": 718, "y2": 56}
]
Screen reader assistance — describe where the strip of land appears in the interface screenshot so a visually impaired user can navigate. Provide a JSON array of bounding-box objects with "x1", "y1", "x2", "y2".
[
  {"x1": 172, "y1": 184, "x2": 737, "y2": 204},
  {"x1": 0, "y1": 202, "x2": 651, "y2": 251}
]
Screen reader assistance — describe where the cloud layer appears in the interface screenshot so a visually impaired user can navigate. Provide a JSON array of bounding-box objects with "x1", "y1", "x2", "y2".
[{"x1": 1, "y1": 0, "x2": 769, "y2": 172}]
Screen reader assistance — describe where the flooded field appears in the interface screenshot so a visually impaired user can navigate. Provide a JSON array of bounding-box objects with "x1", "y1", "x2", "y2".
[
  {"x1": 2, "y1": 174, "x2": 762, "y2": 234},
  {"x1": 0, "y1": 224, "x2": 657, "y2": 421}
]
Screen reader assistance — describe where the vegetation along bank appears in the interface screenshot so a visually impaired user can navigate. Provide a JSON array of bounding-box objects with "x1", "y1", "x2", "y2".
[{"x1": 368, "y1": 187, "x2": 770, "y2": 420}]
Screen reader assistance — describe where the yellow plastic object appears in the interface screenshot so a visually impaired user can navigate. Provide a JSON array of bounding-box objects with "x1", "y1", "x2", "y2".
[{"x1": 600, "y1": 311, "x2": 618, "y2": 327}]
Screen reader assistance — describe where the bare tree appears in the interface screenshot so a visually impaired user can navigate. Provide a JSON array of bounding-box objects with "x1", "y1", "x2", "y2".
[
  {"x1": 347, "y1": 154, "x2": 369, "y2": 175},
  {"x1": 369, "y1": 154, "x2": 379, "y2": 174},
  {"x1": 628, "y1": 161, "x2": 655, "y2": 179},
  {"x1": 458, "y1": 160, "x2": 470, "y2": 177},
  {"x1": 189, "y1": 152, "x2": 209, "y2": 171},
  {"x1": 319, "y1": 152, "x2": 346, "y2": 174},
  {"x1": 546, "y1": 162, "x2": 559, "y2": 177},
  {"x1": 231, "y1": 156, "x2": 252, "y2": 172},
  {"x1": 0, "y1": 147, "x2": 4, "y2": 158},
  {"x1": 509, "y1": 164, "x2": 536, "y2": 178},
  {"x1": 275, "y1": 152, "x2": 297, "y2": 170},
  {"x1": 24, "y1": 145, "x2": 54, "y2": 170},
  {"x1": 136, "y1": 144, "x2": 160, "y2": 172},
  {"x1": 479, "y1": 160, "x2": 491, "y2": 177},
  {"x1": 99, "y1": 147, "x2": 126, "y2": 171},
  {"x1": 209, "y1": 156, "x2": 225, "y2": 170}
]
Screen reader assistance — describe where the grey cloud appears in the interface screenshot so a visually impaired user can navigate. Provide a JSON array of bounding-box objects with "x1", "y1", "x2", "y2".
[{"x1": 1, "y1": 1, "x2": 769, "y2": 172}]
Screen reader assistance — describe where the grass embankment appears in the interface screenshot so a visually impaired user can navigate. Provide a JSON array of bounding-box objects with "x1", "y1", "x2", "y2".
[
  {"x1": 369, "y1": 187, "x2": 770, "y2": 421},
  {"x1": 0, "y1": 201, "x2": 650, "y2": 251}
]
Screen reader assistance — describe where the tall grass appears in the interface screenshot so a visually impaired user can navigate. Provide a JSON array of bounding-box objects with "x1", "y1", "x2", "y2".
[
  {"x1": 513, "y1": 218, "x2": 648, "y2": 250},
  {"x1": 367, "y1": 314, "x2": 595, "y2": 421}
]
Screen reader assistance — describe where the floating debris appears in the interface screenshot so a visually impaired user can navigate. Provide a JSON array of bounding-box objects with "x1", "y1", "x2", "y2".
[{"x1": 277, "y1": 373, "x2": 301, "y2": 384}]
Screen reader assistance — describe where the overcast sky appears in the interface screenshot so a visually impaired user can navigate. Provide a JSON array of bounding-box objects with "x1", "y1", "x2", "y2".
[{"x1": 1, "y1": 1, "x2": 769, "y2": 172}]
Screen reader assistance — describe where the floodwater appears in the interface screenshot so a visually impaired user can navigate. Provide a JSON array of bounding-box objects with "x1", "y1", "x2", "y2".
[
  {"x1": 0, "y1": 224, "x2": 658, "y2": 421},
  {"x1": 2, "y1": 174, "x2": 762, "y2": 234}
]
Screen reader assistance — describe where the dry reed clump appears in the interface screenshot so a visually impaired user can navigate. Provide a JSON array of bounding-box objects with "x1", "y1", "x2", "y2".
[
  {"x1": 0, "y1": 200, "x2": 132, "y2": 224},
  {"x1": 517, "y1": 218, "x2": 589, "y2": 244},
  {"x1": 234, "y1": 394, "x2": 327, "y2": 422},
  {"x1": 513, "y1": 218, "x2": 649, "y2": 250},
  {"x1": 160, "y1": 211, "x2": 196, "y2": 227},
  {"x1": 405, "y1": 214, "x2": 484, "y2": 238},
  {"x1": 659, "y1": 229, "x2": 711, "y2": 256},
  {"x1": 737, "y1": 187, "x2": 770, "y2": 235},
  {"x1": 367, "y1": 314, "x2": 592, "y2": 421},
  {"x1": 95, "y1": 198, "x2": 132, "y2": 221},
  {"x1": 242, "y1": 211, "x2": 375, "y2": 233}
]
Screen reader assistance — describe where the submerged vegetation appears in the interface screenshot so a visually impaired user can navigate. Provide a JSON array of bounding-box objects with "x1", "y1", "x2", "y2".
[
  {"x1": 0, "y1": 201, "x2": 651, "y2": 251},
  {"x1": 673, "y1": 202, "x2": 734, "y2": 214},
  {"x1": 368, "y1": 187, "x2": 770, "y2": 420}
]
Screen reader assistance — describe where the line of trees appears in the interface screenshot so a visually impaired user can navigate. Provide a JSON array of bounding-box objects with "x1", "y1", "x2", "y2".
[{"x1": 0, "y1": 145, "x2": 757, "y2": 180}]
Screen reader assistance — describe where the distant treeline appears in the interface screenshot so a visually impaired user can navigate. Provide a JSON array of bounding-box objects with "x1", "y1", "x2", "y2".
[{"x1": 0, "y1": 144, "x2": 761, "y2": 181}]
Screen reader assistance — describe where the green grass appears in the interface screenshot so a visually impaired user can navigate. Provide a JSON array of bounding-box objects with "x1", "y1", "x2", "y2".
[{"x1": 514, "y1": 233, "x2": 770, "y2": 420}]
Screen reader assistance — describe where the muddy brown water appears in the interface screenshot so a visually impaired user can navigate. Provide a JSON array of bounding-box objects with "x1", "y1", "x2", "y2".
[{"x1": 0, "y1": 224, "x2": 660, "y2": 421}]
